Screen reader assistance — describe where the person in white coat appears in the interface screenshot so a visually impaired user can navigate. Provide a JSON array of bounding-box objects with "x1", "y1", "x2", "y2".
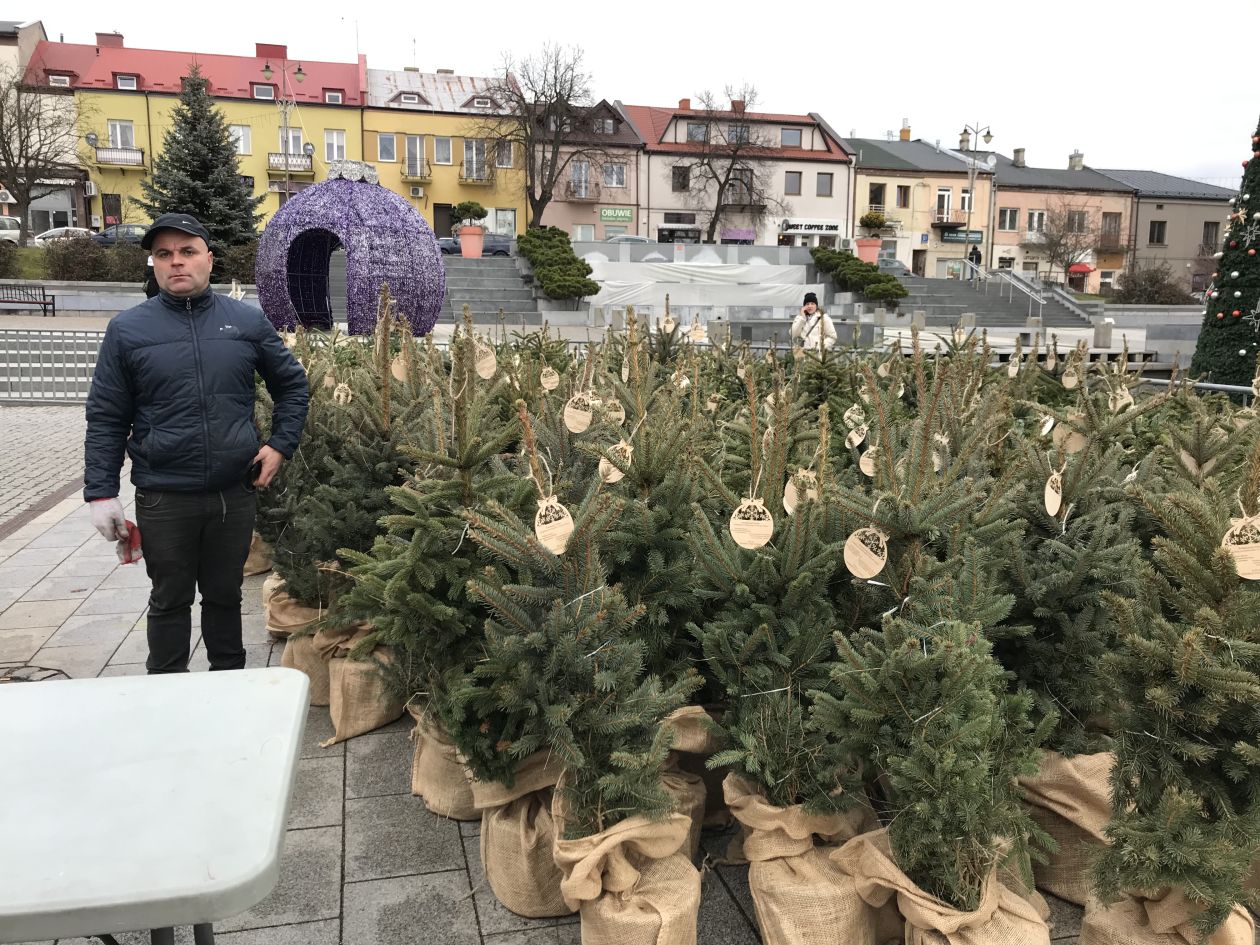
[{"x1": 790, "y1": 292, "x2": 837, "y2": 352}]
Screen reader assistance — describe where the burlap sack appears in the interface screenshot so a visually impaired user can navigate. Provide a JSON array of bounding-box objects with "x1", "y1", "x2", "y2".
[
  {"x1": 1080, "y1": 891, "x2": 1255, "y2": 945},
  {"x1": 321, "y1": 646, "x2": 405, "y2": 746},
  {"x1": 832, "y1": 828, "x2": 1051, "y2": 945},
  {"x1": 243, "y1": 532, "x2": 272, "y2": 576},
  {"x1": 410, "y1": 712, "x2": 477, "y2": 820},
  {"x1": 471, "y1": 751, "x2": 570, "y2": 918},
  {"x1": 552, "y1": 790, "x2": 701, "y2": 945},
  {"x1": 998, "y1": 855, "x2": 1052, "y2": 923},
  {"x1": 1018, "y1": 751, "x2": 1113, "y2": 905},
  {"x1": 281, "y1": 634, "x2": 330, "y2": 706},
  {"x1": 661, "y1": 764, "x2": 706, "y2": 861},
  {"x1": 724, "y1": 774, "x2": 888, "y2": 945},
  {"x1": 662, "y1": 705, "x2": 722, "y2": 755},
  {"x1": 263, "y1": 576, "x2": 325, "y2": 638}
]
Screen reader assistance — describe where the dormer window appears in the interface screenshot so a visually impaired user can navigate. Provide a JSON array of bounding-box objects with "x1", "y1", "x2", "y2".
[
  {"x1": 473, "y1": 97, "x2": 492, "y2": 108},
  {"x1": 48, "y1": 74, "x2": 71, "y2": 87},
  {"x1": 593, "y1": 118, "x2": 616, "y2": 134},
  {"x1": 324, "y1": 89, "x2": 344, "y2": 104},
  {"x1": 252, "y1": 84, "x2": 275, "y2": 100},
  {"x1": 115, "y1": 74, "x2": 138, "y2": 90},
  {"x1": 400, "y1": 93, "x2": 420, "y2": 105}
]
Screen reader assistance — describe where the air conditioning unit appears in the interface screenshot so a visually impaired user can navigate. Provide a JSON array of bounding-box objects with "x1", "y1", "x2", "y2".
[
  {"x1": 840, "y1": 238, "x2": 854, "y2": 251},
  {"x1": 410, "y1": 185, "x2": 424, "y2": 198},
  {"x1": 84, "y1": 181, "x2": 98, "y2": 197},
  {"x1": 91, "y1": 214, "x2": 102, "y2": 228}
]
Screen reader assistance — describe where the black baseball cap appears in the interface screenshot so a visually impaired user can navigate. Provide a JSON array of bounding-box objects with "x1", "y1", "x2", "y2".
[{"x1": 141, "y1": 212, "x2": 211, "y2": 249}]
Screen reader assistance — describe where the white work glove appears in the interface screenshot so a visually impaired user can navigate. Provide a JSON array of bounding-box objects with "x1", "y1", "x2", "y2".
[{"x1": 90, "y1": 498, "x2": 129, "y2": 541}]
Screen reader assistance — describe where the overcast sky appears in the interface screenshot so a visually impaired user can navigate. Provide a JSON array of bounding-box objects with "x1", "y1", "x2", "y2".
[{"x1": 35, "y1": 0, "x2": 1258, "y2": 188}]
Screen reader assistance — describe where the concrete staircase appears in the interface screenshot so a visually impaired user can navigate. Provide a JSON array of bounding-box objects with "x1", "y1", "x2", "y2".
[
  {"x1": 897, "y1": 275, "x2": 1091, "y2": 329},
  {"x1": 440, "y1": 255, "x2": 540, "y2": 323}
]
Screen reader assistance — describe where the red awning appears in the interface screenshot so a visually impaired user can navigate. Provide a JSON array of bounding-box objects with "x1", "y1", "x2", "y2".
[{"x1": 1068, "y1": 263, "x2": 1094, "y2": 273}]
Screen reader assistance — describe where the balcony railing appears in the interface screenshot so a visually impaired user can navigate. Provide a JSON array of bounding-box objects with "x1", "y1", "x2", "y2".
[
  {"x1": 1097, "y1": 236, "x2": 1128, "y2": 254},
  {"x1": 459, "y1": 161, "x2": 494, "y2": 185},
  {"x1": 95, "y1": 146, "x2": 144, "y2": 166},
  {"x1": 564, "y1": 180, "x2": 600, "y2": 201},
  {"x1": 401, "y1": 160, "x2": 431, "y2": 181},
  {"x1": 931, "y1": 209, "x2": 966, "y2": 227},
  {"x1": 1023, "y1": 230, "x2": 1047, "y2": 244},
  {"x1": 1198, "y1": 242, "x2": 1220, "y2": 257},
  {"x1": 267, "y1": 152, "x2": 313, "y2": 173}
]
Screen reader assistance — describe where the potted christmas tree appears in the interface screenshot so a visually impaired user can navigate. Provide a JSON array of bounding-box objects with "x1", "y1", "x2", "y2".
[
  {"x1": 455, "y1": 200, "x2": 489, "y2": 259},
  {"x1": 855, "y1": 211, "x2": 886, "y2": 264}
]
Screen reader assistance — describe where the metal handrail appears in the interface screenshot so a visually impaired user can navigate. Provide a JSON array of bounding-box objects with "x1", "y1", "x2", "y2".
[
  {"x1": 990, "y1": 268, "x2": 1044, "y2": 319},
  {"x1": 1143, "y1": 377, "x2": 1251, "y2": 403}
]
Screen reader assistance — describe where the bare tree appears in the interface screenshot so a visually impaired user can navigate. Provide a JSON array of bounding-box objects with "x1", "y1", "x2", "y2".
[
  {"x1": 0, "y1": 65, "x2": 86, "y2": 244},
  {"x1": 674, "y1": 85, "x2": 788, "y2": 244},
  {"x1": 468, "y1": 44, "x2": 608, "y2": 228},
  {"x1": 1021, "y1": 197, "x2": 1100, "y2": 283}
]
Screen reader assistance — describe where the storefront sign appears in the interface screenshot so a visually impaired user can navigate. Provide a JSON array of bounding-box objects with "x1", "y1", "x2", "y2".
[
  {"x1": 781, "y1": 218, "x2": 843, "y2": 234},
  {"x1": 600, "y1": 207, "x2": 633, "y2": 222},
  {"x1": 940, "y1": 229, "x2": 984, "y2": 243}
]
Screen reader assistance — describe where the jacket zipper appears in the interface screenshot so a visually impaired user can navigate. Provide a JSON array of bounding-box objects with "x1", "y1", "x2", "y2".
[{"x1": 186, "y1": 297, "x2": 212, "y2": 489}]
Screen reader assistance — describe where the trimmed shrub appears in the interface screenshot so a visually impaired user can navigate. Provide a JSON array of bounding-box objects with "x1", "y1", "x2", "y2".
[
  {"x1": 44, "y1": 237, "x2": 110, "y2": 281},
  {"x1": 518, "y1": 226, "x2": 599, "y2": 301}
]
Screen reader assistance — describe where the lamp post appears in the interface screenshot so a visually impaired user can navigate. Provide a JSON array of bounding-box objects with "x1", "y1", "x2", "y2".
[
  {"x1": 959, "y1": 122, "x2": 992, "y2": 284},
  {"x1": 262, "y1": 58, "x2": 306, "y2": 205}
]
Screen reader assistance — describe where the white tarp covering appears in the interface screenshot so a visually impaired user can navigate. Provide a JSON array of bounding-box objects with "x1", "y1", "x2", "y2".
[
  {"x1": 589, "y1": 281, "x2": 825, "y2": 308},
  {"x1": 587, "y1": 262, "x2": 806, "y2": 285}
]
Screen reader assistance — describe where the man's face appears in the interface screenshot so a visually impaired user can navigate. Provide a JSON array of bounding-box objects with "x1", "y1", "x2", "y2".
[{"x1": 151, "y1": 230, "x2": 213, "y2": 297}]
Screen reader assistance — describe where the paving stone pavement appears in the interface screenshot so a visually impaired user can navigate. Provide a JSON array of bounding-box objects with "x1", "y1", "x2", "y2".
[{"x1": 0, "y1": 405, "x2": 88, "y2": 531}]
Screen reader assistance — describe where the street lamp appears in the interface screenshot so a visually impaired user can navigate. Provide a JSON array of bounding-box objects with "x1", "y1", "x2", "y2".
[
  {"x1": 263, "y1": 58, "x2": 306, "y2": 204},
  {"x1": 959, "y1": 122, "x2": 993, "y2": 284}
]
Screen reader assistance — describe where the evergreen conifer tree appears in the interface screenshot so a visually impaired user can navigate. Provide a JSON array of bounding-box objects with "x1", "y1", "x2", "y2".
[
  {"x1": 1190, "y1": 116, "x2": 1260, "y2": 385},
  {"x1": 134, "y1": 65, "x2": 263, "y2": 247}
]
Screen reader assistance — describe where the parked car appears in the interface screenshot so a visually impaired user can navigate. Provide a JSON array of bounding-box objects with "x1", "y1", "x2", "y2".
[
  {"x1": 92, "y1": 223, "x2": 148, "y2": 246},
  {"x1": 604, "y1": 234, "x2": 655, "y2": 244},
  {"x1": 876, "y1": 257, "x2": 910, "y2": 276},
  {"x1": 32, "y1": 226, "x2": 93, "y2": 245},
  {"x1": 439, "y1": 233, "x2": 514, "y2": 256},
  {"x1": 0, "y1": 216, "x2": 20, "y2": 243}
]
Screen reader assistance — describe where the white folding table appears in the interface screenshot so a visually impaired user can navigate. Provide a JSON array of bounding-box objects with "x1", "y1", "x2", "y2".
[{"x1": 0, "y1": 668, "x2": 309, "y2": 944}]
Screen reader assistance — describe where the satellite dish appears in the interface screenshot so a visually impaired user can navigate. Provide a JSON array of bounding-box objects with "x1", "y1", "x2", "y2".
[{"x1": 986, "y1": 154, "x2": 998, "y2": 169}]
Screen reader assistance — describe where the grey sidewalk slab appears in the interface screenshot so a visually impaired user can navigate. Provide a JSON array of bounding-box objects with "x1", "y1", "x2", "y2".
[
  {"x1": 215, "y1": 825, "x2": 343, "y2": 933},
  {"x1": 40, "y1": 613, "x2": 132, "y2": 649},
  {"x1": 0, "y1": 625, "x2": 57, "y2": 662},
  {"x1": 345, "y1": 730, "x2": 413, "y2": 799},
  {"x1": 73, "y1": 586, "x2": 153, "y2": 616},
  {"x1": 288, "y1": 756, "x2": 345, "y2": 830},
  {"x1": 0, "y1": 598, "x2": 81, "y2": 630},
  {"x1": 20, "y1": 575, "x2": 101, "y2": 602},
  {"x1": 29, "y1": 641, "x2": 114, "y2": 678},
  {"x1": 216, "y1": 919, "x2": 341, "y2": 945},
  {"x1": 342, "y1": 870, "x2": 479, "y2": 945},
  {"x1": 0, "y1": 563, "x2": 58, "y2": 590},
  {"x1": 345, "y1": 793, "x2": 464, "y2": 883}
]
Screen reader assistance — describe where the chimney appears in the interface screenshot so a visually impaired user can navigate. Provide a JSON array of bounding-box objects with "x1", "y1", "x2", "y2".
[
  {"x1": 959, "y1": 129, "x2": 971, "y2": 151},
  {"x1": 1013, "y1": 148, "x2": 1026, "y2": 168},
  {"x1": 730, "y1": 98, "x2": 745, "y2": 113},
  {"x1": 255, "y1": 43, "x2": 288, "y2": 60},
  {"x1": 403, "y1": 66, "x2": 420, "y2": 72},
  {"x1": 899, "y1": 119, "x2": 910, "y2": 142},
  {"x1": 1068, "y1": 149, "x2": 1085, "y2": 171},
  {"x1": 436, "y1": 68, "x2": 454, "y2": 75},
  {"x1": 678, "y1": 97, "x2": 691, "y2": 110},
  {"x1": 95, "y1": 32, "x2": 123, "y2": 48}
]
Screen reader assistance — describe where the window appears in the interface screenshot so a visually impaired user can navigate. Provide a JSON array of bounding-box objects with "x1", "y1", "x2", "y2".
[
  {"x1": 405, "y1": 135, "x2": 424, "y2": 172},
  {"x1": 1101, "y1": 212, "x2": 1122, "y2": 246},
  {"x1": 1192, "y1": 272, "x2": 1208, "y2": 291},
  {"x1": 47, "y1": 74, "x2": 71, "y2": 87},
  {"x1": 400, "y1": 93, "x2": 419, "y2": 105},
  {"x1": 324, "y1": 90, "x2": 343, "y2": 104},
  {"x1": 729, "y1": 168, "x2": 753, "y2": 203},
  {"x1": 998, "y1": 208, "x2": 1019, "y2": 230},
  {"x1": 546, "y1": 115, "x2": 573, "y2": 133},
  {"x1": 896, "y1": 185, "x2": 910, "y2": 209},
  {"x1": 728, "y1": 124, "x2": 750, "y2": 144},
  {"x1": 781, "y1": 128, "x2": 802, "y2": 148},
  {"x1": 997, "y1": 256, "x2": 1015, "y2": 269},
  {"x1": 602, "y1": 163, "x2": 626, "y2": 188},
  {"x1": 495, "y1": 140, "x2": 513, "y2": 168},
  {"x1": 1203, "y1": 220, "x2": 1221, "y2": 250},
  {"x1": 784, "y1": 171, "x2": 801, "y2": 196},
  {"x1": 473, "y1": 97, "x2": 492, "y2": 108},
  {"x1": 378, "y1": 133, "x2": 396, "y2": 162},
  {"x1": 960, "y1": 188, "x2": 972, "y2": 213},
  {"x1": 115, "y1": 75, "x2": 137, "y2": 90},
  {"x1": 1148, "y1": 220, "x2": 1167, "y2": 245},
  {"x1": 686, "y1": 122, "x2": 708, "y2": 143},
  {"x1": 325, "y1": 129, "x2": 346, "y2": 162},
  {"x1": 816, "y1": 172, "x2": 833, "y2": 197},
  {"x1": 434, "y1": 137, "x2": 452, "y2": 164},
  {"x1": 1100, "y1": 270, "x2": 1116, "y2": 292},
  {"x1": 868, "y1": 182, "x2": 886, "y2": 209},
  {"x1": 107, "y1": 120, "x2": 134, "y2": 149},
  {"x1": 604, "y1": 225, "x2": 627, "y2": 238},
  {"x1": 664, "y1": 212, "x2": 696, "y2": 224},
  {"x1": 279, "y1": 127, "x2": 303, "y2": 155},
  {"x1": 1066, "y1": 210, "x2": 1088, "y2": 233},
  {"x1": 573, "y1": 224, "x2": 595, "y2": 242},
  {"x1": 593, "y1": 118, "x2": 616, "y2": 134},
  {"x1": 1027, "y1": 210, "x2": 1046, "y2": 232},
  {"x1": 937, "y1": 188, "x2": 953, "y2": 220},
  {"x1": 228, "y1": 125, "x2": 252, "y2": 155},
  {"x1": 570, "y1": 158, "x2": 591, "y2": 197},
  {"x1": 251, "y1": 83, "x2": 275, "y2": 100},
  {"x1": 672, "y1": 165, "x2": 690, "y2": 191},
  {"x1": 464, "y1": 138, "x2": 487, "y2": 177}
]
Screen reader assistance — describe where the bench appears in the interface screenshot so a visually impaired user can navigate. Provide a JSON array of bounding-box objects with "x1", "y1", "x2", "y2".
[{"x1": 0, "y1": 283, "x2": 55, "y2": 316}]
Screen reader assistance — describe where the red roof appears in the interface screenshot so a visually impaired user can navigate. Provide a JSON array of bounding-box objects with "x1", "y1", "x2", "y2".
[
  {"x1": 622, "y1": 104, "x2": 850, "y2": 163},
  {"x1": 25, "y1": 40, "x2": 363, "y2": 105}
]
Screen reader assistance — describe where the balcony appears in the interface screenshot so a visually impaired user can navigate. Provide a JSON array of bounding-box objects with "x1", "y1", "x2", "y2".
[
  {"x1": 401, "y1": 160, "x2": 431, "y2": 182},
  {"x1": 459, "y1": 161, "x2": 494, "y2": 185},
  {"x1": 94, "y1": 146, "x2": 145, "y2": 167},
  {"x1": 267, "y1": 152, "x2": 313, "y2": 175},
  {"x1": 1198, "y1": 242, "x2": 1221, "y2": 257},
  {"x1": 1096, "y1": 236, "x2": 1129, "y2": 255},
  {"x1": 1023, "y1": 230, "x2": 1047, "y2": 244},
  {"x1": 564, "y1": 180, "x2": 600, "y2": 201},
  {"x1": 931, "y1": 209, "x2": 967, "y2": 228}
]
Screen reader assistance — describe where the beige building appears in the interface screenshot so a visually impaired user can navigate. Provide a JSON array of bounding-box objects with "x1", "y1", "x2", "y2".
[{"x1": 846, "y1": 130, "x2": 994, "y2": 277}]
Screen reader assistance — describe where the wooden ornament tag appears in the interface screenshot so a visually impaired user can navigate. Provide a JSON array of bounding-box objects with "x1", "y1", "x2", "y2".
[
  {"x1": 282, "y1": 330, "x2": 297, "y2": 349},
  {"x1": 1040, "y1": 415, "x2": 1055, "y2": 436},
  {"x1": 1045, "y1": 351, "x2": 1058, "y2": 372},
  {"x1": 1044, "y1": 472, "x2": 1064, "y2": 516},
  {"x1": 729, "y1": 498, "x2": 774, "y2": 549},
  {"x1": 896, "y1": 382, "x2": 906, "y2": 399},
  {"x1": 673, "y1": 370, "x2": 691, "y2": 390},
  {"x1": 843, "y1": 404, "x2": 865, "y2": 429},
  {"x1": 706, "y1": 393, "x2": 721, "y2": 413},
  {"x1": 859, "y1": 386, "x2": 872, "y2": 405},
  {"x1": 1109, "y1": 388, "x2": 1134, "y2": 414},
  {"x1": 603, "y1": 397, "x2": 626, "y2": 425},
  {"x1": 844, "y1": 527, "x2": 889, "y2": 579},
  {"x1": 332, "y1": 382, "x2": 353, "y2": 405},
  {"x1": 1007, "y1": 357, "x2": 1019, "y2": 379},
  {"x1": 1233, "y1": 408, "x2": 1257, "y2": 430},
  {"x1": 621, "y1": 355, "x2": 631, "y2": 383},
  {"x1": 390, "y1": 354, "x2": 408, "y2": 383},
  {"x1": 534, "y1": 496, "x2": 574, "y2": 554},
  {"x1": 474, "y1": 340, "x2": 497, "y2": 380},
  {"x1": 540, "y1": 366, "x2": 560, "y2": 391},
  {"x1": 662, "y1": 314, "x2": 677, "y2": 334},
  {"x1": 783, "y1": 469, "x2": 819, "y2": 516},
  {"x1": 1052, "y1": 412, "x2": 1087, "y2": 454},
  {"x1": 1224, "y1": 516, "x2": 1260, "y2": 579},
  {"x1": 845, "y1": 424, "x2": 868, "y2": 449},
  {"x1": 859, "y1": 446, "x2": 878, "y2": 478},
  {"x1": 877, "y1": 362, "x2": 890, "y2": 378},
  {"x1": 599, "y1": 441, "x2": 633, "y2": 484},
  {"x1": 564, "y1": 393, "x2": 594, "y2": 433},
  {"x1": 1062, "y1": 367, "x2": 1079, "y2": 390},
  {"x1": 737, "y1": 363, "x2": 747, "y2": 381},
  {"x1": 689, "y1": 322, "x2": 707, "y2": 343},
  {"x1": 931, "y1": 433, "x2": 949, "y2": 473},
  {"x1": 323, "y1": 371, "x2": 337, "y2": 389}
]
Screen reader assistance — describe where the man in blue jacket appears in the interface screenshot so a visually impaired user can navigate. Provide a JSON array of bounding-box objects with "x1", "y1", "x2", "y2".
[{"x1": 84, "y1": 213, "x2": 309, "y2": 673}]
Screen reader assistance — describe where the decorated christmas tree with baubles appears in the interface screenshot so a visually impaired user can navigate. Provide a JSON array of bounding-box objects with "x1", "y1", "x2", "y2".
[{"x1": 1190, "y1": 116, "x2": 1260, "y2": 386}]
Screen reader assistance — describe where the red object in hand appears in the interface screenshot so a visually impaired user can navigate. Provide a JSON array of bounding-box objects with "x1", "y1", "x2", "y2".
[{"x1": 123, "y1": 519, "x2": 142, "y2": 565}]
